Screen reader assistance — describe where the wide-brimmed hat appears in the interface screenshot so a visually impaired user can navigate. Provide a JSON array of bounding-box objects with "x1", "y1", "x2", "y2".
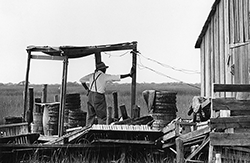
[{"x1": 96, "y1": 62, "x2": 109, "y2": 70}]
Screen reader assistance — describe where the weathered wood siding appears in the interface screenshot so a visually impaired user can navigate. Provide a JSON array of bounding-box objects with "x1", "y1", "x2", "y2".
[{"x1": 199, "y1": 0, "x2": 250, "y2": 97}]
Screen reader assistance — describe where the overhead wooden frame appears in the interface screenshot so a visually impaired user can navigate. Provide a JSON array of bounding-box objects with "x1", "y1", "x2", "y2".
[{"x1": 23, "y1": 41, "x2": 138, "y2": 137}]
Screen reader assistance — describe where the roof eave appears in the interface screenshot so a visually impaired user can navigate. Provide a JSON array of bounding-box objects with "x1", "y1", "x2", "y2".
[{"x1": 195, "y1": 0, "x2": 221, "y2": 49}]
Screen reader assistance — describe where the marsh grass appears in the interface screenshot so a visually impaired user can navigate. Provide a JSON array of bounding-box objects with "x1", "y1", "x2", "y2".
[
  {"x1": 17, "y1": 147, "x2": 174, "y2": 163},
  {"x1": 0, "y1": 83, "x2": 200, "y2": 124}
]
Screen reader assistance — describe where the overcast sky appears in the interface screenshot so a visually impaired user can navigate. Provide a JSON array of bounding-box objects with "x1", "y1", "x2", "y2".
[{"x1": 0, "y1": 0, "x2": 214, "y2": 84}]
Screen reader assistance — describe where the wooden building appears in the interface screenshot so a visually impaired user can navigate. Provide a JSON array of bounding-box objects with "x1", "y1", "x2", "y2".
[{"x1": 195, "y1": 0, "x2": 250, "y2": 97}]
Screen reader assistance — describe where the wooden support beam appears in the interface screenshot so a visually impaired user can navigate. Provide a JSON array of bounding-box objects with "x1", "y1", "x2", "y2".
[
  {"x1": 106, "y1": 106, "x2": 113, "y2": 125},
  {"x1": 210, "y1": 116, "x2": 250, "y2": 130},
  {"x1": 92, "y1": 139, "x2": 154, "y2": 145},
  {"x1": 27, "y1": 87, "x2": 34, "y2": 129},
  {"x1": 212, "y1": 98, "x2": 250, "y2": 111},
  {"x1": 213, "y1": 84, "x2": 250, "y2": 92},
  {"x1": 23, "y1": 51, "x2": 31, "y2": 122},
  {"x1": 132, "y1": 105, "x2": 140, "y2": 118},
  {"x1": 131, "y1": 49, "x2": 137, "y2": 117},
  {"x1": 112, "y1": 92, "x2": 119, "y2": 119},
  {"x1": 180, "y1": 126, "x2": 210, "y2": 142},
  {"x1": 208, "y1": 141, "x2": 214, "y2": 163},
  {"x1": 54, "y1": 95, "x2": 59, "y2": 102},
  {"x1": 58, "y1": 57, "x2": 69, "y2": 137},
  {"x1": 31, "y1": 55, "x2": 65, "y2": 61},
  {"x1": 210, "y1": 132, "x2": 250, "y2": 146},
  {"x1": 186, "y1": 137, "x2": 210, "y2": 161},
  {"x1": 42, "y1": 84, "x2": 47, "y2": 103},
  {"x1": 176, "y1": 137, "x2": 184, "y2": 163},
  {"x1": 120, "y1": 105, "x2": 129, "y2": 120}
]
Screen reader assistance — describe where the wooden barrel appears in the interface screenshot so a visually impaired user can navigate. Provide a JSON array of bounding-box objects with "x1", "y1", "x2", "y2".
[{"x1": 151, "y1": 91, "x2": 177, "y2": 130}]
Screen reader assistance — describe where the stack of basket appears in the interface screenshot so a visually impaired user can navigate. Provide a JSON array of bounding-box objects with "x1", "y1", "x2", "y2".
[
  {"x1": 66, "y1": 93, "x2": 86, "y2": 128},
  {"x1": 151, "y1": 91, "x2": 177, "y2": 130},
  {"x1": 47, "y1": 103, "x2": 60, "y2": 135},
  {"x1": 42, "y1": 103, "x2": 60, "y2": 136}
]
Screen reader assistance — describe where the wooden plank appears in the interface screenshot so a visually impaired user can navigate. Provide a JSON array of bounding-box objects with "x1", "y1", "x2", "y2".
[
  {"x1": 42, "y1": 84, "x2": 47, "y2": 103},
  {"x1": 176, "y1": 138, "x2": 184, "y2": 163},
  {"x1": 183, "y1": 135, "x2": 206, "y2": 146},
  {"x1": 219, "y1": 0, "x2": 225, "y2": 97},
  {"x1": 224, "y1": 0, "x2": 230, "y2": 97},
  {"x1": 27, "y1": 87, "x2": 34, "y2": 126},
  {"x1": 58, "y1": 57, "x2": 68, "y2": 137},
  {"x1": 230, "y1": 42, "x2": 250, "y2": 49},
  {"x1": 240, "y1": 45, "x2": 249, "y2": 86},
  {"x1": 210, "y1": 16, "x2": 215, "y2": 95},
  {"x1": 205, "y1": 25, "x2": 211, "y2": 97},
  {"x1": 182, "y1": 134, "x2": 206, "y2": 144},
  {"x1": 180, "y1": 126, "x2": 210, "y2": 141},
  {"x1": 214, "y1": 84, "x2": 250, "y2": 92},
  {"x1": 210, "y1": 116, "x2": 250, "y2": 129},
  {"x1": 249, "y1": 0, "x2": 250, "y2": 39},
  {"x1": 0, "y1": 123, "x2": 28, "y2": 129},
  {"x1": 162, "y1": 122, "x2": 176, "y2": 134},
  {"x1": 233, "y1": 45, "x2": 239, "y2": 84},
  {"x1": 92, "y1": 139, "x2": 154, "y2": 145},
  {"x1": 186, "y1": 160, "x2": 204, "y2": 163},
  {"x1": 162, "y1": 129, "x2": 177, "y2": 141},
  {"x1": 23, "y1": 52, "x2": 31, "y2": 122},
  {"x1": 212, "y1": 98, "x2": 250, "y2": 111},
  {"x1": 208, "y1": 141, "x2": 214, "y2": 163},
  {"x1": 200, "y1": 39, "x2": 206, "y2": 97},
  {"x1": 214, "y1": 7, "x2": 220, "y2": 98},
  {"x1": 235, "y1": 0, "x2": 240, "y2": 42},
  {"x1": 120, "y1": 105, "x2": 129, "y2": 120},
  {"x1": 112, "y1": 92, "x2": 119, "y2": 119},
  {"x1": 210, "y1": 132, "x2": 250, "y2": 146},
  {"x1": 131, "y1": 50, "x2": 137, "y2": 115},
  {"x1": 239, "y1": 0, "x2": 244, "y2": 43},
  {"x1": 106, "y1": 106, "x2": 113, "y2": 125},
  {"x1": 229, "y1": 0, "x2": 235, "y2": 44},
  {"x1": 162, "y1": 142, "x2": 175, "y2": 149},
  {"x1": 186, "y1": 137, "x2": 210, "y2": 161},
  {"x1": 243, "y1": 0, "x2": 249, "y2": 41},
  {"x1": 31, "y1": 55, "x2": 65, "y2": 61}
]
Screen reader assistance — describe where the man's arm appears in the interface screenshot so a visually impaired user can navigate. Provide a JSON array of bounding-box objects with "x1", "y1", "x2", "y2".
[
  {"x1": 121, "y1": 67, "x2": 134, "y2": 79},
  {"x1": 121, "y1": 73, "x2": 131, "y2": 79}
]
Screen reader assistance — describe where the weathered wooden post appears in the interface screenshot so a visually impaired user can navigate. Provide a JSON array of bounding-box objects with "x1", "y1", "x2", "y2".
[
  {"x1": 131, "y1": 49, "x2": 137, "y2": 118},
  {"x1": 26, "y1": 87, "x2": 34, "y2": 131},
  {"x1": 120, "y1": 105, "x2": 128, "y2": 120},
  {"x1": 58, "y1": 57, "x2": 68, "y2": 137},
  {"x1": 112, "y1": 92, "x2": 119, "y2": 120},
  {"x1": 106, "y1": 106, "x2": 113, "y2": 125},
  {"x1": 42, "y1": 84, "x2": 48, "y2": 103},
  {"x1": 23, "y1": 50, "x2": 31, "y2": 122},
  {"x1": 132, "y1": 105, "x2": 140, "y2": 118},
  {"x1": 176, "y1": 137, "x2": 184, "y2": 163},
  {"x1": 54, "y1": 95, "x2": 59, "y2": 102}
]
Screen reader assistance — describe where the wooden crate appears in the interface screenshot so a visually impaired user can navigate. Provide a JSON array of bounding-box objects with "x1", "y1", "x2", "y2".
[{"x1": 0, "y1": 122, "x2": 28, "y2": 136}]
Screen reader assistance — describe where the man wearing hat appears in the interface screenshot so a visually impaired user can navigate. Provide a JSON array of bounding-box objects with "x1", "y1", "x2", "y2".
[{"x1": 80, "y1": 61, "x2": 133, "y2": 126}]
